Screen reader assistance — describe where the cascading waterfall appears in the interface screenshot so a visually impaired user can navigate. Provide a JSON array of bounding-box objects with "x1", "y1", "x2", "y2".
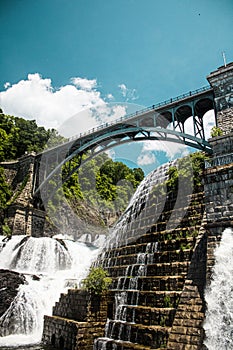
[
  {"x1": 94, "y1": 161, "x2": 180, "y2": 349},
  {"x1": 103, "y1": 162, "x2": 171, "y2": 250},
  {"x1": 204, "y1": 228, "x2": 233, "y2": 349},
  {"x1": 103, "y1": 157, "x2": 193, "y2": 251},
  {"x1": 95, "y1": 241, "x2": 158, "y2": 349},
  {"x1": 0, "y1": 235, "x2": 99, "y2": 347}
]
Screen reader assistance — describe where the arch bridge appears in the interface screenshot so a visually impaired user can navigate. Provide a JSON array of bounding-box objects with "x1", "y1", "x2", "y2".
[{"x1": 33, "y1": 85, "x2": 214, "y2": 206}]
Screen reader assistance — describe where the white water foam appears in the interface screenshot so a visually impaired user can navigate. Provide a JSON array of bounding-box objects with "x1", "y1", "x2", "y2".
[
  {"x1": 0, "y1": 235, "x2": 99, "y2": 347},
  {"x1": 204, "y1": 228, "x2": 233, "y2": 349}
]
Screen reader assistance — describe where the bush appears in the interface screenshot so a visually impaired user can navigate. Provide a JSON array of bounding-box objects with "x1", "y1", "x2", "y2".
[
  {"x1": 82, "y1": 267, "x2": 112, "y2": 295},
  {"x1": 2, "y1": 219, "x2": 12, "y2": 237},
  {"x1": 210, "y1": 126, "x2": 223, "y2": 137}
]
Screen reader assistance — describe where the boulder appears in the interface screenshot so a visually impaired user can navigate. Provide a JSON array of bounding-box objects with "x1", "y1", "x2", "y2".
[{"x1": 0, "y1": 269, "x2": 26, "y2": 317}]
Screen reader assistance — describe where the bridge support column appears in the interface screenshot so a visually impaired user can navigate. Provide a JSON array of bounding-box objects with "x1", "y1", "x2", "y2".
[{"x1": 6, "y1": 205, "x2": 46, "y2": 237}]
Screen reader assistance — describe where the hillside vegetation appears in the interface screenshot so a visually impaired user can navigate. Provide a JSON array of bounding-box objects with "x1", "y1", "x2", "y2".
[{"x1": 0, "y1": 112, "x2": 144, "y2": 227}]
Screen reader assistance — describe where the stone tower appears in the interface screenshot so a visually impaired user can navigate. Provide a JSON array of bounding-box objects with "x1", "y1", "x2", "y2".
[{"x1": 207, "y1": 62, "x2": 233, "y2": 134}]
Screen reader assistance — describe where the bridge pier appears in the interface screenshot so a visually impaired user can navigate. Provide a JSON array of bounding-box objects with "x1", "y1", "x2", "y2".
[
  {"x1": 0, "y1": 153, "x2": 46, "y2": 237},
  {"x1": 5, "y1": 205, "x2": 46, "y2": 237}
]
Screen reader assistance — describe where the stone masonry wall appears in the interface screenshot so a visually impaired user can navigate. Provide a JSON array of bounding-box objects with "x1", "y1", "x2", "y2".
[
  {"x1": 1, "y1": 153, "x2": 35, "y2": 206},
  {"x1": 42, "y1": 289, "x2": 114, "y2": 350},
  {"x1": 166, "y1": 229, "x2": 207, "y2": 350},
  {"x1": 204, "y1": 133, "x2": 233, "y2": 292},
  {"x1": 217, "y1": 108, "x2": 233, "y2": 134},
  {"x1": 208, "y1": 132, "x2": 233, "y2": 156},
  {"x1": 1, "y1": 153, "x2": 46, "y2": 236}
]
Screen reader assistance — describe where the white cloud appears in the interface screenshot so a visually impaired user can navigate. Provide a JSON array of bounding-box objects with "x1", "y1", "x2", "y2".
[
  {"x1": 105, "y1": 148, "x2": 116, "y2": 160},
  {"x1": 118, "y1": 83, "x2": 138, "y2": 101},
  {"x1": 0, "y1": 73, "x2": 105, "y2": 131},
  {"x1": 137, "y1": 151, "x2": 156, "y2": 166},
  {"x1": 90, "y1": 104, "x2": 127, "y2": 125},
  {"x1": 203, "y1": 110, "x2": 215, "y2": 139},
  {"x1": 119, "y1": 84, "x2": 127, "y2": 97},
  {"x1": 139, "y1": 139, "x2": 188, "y2": 161},
  {"x1": 4, "y1": 82, "x2": 11, "y2": 89},
  {"x1": 106, "y1": 93, "x2": 114, "y2": 100},
  {"x1": 183, "y1": 110, "x2": 215, "y2": 139},
  {"x1": 70, "y1": 77, "x2": 97, "y2": 91},
  {"x1": 57, "y1": 102, "x2": 127, "y2": 138}
]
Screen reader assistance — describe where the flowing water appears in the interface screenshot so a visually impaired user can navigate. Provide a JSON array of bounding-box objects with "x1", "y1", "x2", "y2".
[
  {"x1": 204, "y1": 228, "x2": 233, "y2": 349},
  {"x1": 94, "y1": 241, "x2": 158, "y2": 349},
  {"x1": 0, "y1": 235, "x2": 99, "y2": 348},
  {"x1": 94, "y1": 160, "x2": 193, "y2": 349}
]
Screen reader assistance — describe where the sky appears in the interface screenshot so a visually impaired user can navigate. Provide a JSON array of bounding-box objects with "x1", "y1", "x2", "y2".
[{"x1": 0, "y1": 0, "x2": 233, "y2": 173}]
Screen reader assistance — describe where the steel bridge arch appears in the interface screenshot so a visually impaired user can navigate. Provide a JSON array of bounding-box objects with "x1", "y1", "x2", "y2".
[{"x1": 34, "y1": 125, "x2": 212, "y2": 205}]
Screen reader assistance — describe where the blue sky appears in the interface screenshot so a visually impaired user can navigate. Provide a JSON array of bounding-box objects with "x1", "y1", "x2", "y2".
[{"x1": 0, "y1": 0, "x2": 233, "y2": 173}]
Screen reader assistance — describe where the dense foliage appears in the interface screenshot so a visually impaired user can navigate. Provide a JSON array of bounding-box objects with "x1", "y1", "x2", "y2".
[
  {"x1": 51, "y1": 153, "x2": 145, "y2": 216},
  {"x1": 0, "y1": 112, "x2": 144, "y2": 221},
  {"x1": 0, "y1": 112, "x2": 65, "y2": 161},
  {"x1": 81, "y1": 267, "x2": 112, "y2": 295},
  {"x1": 166, "y1": 152, "x2": 208, "y2": 192}
]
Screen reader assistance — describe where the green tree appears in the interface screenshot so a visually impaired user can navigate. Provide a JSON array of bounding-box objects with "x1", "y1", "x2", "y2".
[
  {"x1": 0, "y1": 112, "x2": 66, "y2": 160},
  {"x1": 45, "y1": 129, "x2": 67, "y2": 148},
  {"x1": 0, "y1": 167, "x2": 12, "y2": 210}
]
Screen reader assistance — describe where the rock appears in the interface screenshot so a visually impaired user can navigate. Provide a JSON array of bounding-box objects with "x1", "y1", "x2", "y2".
[{"x1": 0, "y1": 269, "x2": 26, "y2": 317}]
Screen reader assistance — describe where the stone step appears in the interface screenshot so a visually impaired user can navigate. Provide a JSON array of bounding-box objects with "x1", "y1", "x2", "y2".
[
  {"x1": 131, "y1": 227, "x2": 201, "y2": 245},
  {"x1": 115, "y1": 305, "x2": 176, "y2": 326},
  {"x1": 110, "y1": 290, "x2": 181, "y2": 309},
  {"x1": 52, "y1": 289, "x2": 89, "y2": 321},
  {"x1": 105, "y1": 320, "x2": 170, "y2": 348},
  {"x1": 100, "y1": 236, "x2": 197, "y2": 261},
  {"x1": 114, "y1": 225, "x2": 201, "y2": 248},
  {"x1": 101, "y1": 249, "x2": 192, "y2": 268},
  {"x1": 106, "y1": 261, "x2": 190, "y2": 278},
  {"x1": 122, "y1": 212, "x2": 204, "y2": 238},
  {"x1": 112, "y1": 275, "x2": 185, "y2": 291},
  {"x1": 94, "y1": 337, "x2": 152, "y2": 350}
]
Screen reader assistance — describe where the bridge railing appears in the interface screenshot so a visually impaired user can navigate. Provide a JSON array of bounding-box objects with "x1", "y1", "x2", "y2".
[
  {"x1": 205, "y1": 153, "x2": 233, "y2": 168},
  {"x1": 154, "y1": 85, "x2": 212, "y2": 108}
]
